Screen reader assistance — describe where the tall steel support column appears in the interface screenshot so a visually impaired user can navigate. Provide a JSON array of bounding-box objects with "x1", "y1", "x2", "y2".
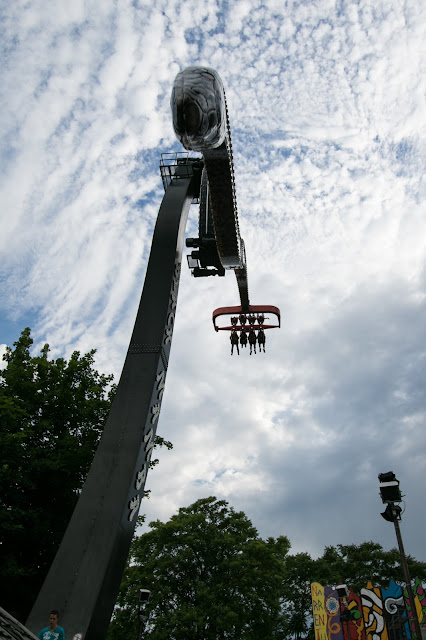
[
  {"x1": 393, "y1": 517, "x2": 423, "y2": 640},
  {"x1": 27, "y1": 170, "x2": 201, "y2": 640}
]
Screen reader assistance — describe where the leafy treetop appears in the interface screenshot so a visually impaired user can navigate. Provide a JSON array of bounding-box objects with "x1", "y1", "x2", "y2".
[{"x1": 0, "y1": 328, "x2": 171, "y2": 622}]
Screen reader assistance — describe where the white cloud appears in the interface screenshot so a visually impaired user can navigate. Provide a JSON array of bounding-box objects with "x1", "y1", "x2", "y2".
[
  {"x1": 1, "y1": 0, "x2": 426, "y2": 569},
  {"x1": 0, "y1": 345, "x2": 7, "y2": 370}
]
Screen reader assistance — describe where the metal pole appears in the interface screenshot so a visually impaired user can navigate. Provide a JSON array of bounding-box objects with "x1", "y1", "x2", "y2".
[
  {"x1": 393, "y1": 516, "x2": 422, "y2": 640},
  {"x1": 27, "y1": 167, "x2": 201, "y2": 640},
  {"x1": 137, "y1": 615, "x2": 145, "y2": 640}
]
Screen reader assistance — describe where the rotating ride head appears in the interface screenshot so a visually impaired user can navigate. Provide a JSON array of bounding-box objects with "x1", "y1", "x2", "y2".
[
  {"x1": 171, "y1": 67, "x2": 227, "y2": 151},
  {"x1": 171, "y1": 66, "x2": 242, "y2": 272}
]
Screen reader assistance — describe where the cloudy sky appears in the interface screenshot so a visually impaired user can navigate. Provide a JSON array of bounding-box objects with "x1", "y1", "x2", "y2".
[{"x1": 1, "y1": 0, "x2": 426, "y2": 566}]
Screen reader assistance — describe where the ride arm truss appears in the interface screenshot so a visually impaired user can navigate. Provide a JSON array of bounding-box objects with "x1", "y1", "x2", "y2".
[{"x1": 170, "y1": 66, "x2": 281, "y2": 353}]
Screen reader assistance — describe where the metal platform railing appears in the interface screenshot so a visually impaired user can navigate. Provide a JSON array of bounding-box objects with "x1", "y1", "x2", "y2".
[{"x1": 159, "y1": 152, "x2": 203, "y2": 204}]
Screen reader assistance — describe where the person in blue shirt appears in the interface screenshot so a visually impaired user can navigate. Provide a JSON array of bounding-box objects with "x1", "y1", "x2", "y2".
[{"x1": 38, "y1": 610, "x2": 65, "y2": 640}]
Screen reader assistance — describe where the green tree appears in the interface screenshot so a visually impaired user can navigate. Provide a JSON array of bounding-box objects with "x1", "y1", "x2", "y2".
[
  {"x1": 280, "y1": 552, "x2": 316, "y2": 640},
  {"x1": 108, "y1": 496, "x2": 291, "y2": 640},
  {"x1": 0, "y1": 328, "x2": 171, "y2": 622},
  {"x1": 279, "y1": 542, "x2": 426, "y2": 640},
  {"x1": 314, "y1": 542, "x2": 426, "y2": 594}
]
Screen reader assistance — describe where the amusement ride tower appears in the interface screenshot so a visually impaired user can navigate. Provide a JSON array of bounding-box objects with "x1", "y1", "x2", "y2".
[{"x1": 26, "y1": 67, "x2": 280, "y2": 640}]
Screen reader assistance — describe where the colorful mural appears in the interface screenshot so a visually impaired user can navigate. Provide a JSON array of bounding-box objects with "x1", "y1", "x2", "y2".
[
  {"x1": 382, "y1": 579, "x2": 411, "y2": 640},
  {"x1": 403, "y1": 579, "x2": 426, "y2": 638},
  {"x1": 311, "y1": 580, "x2": 425, "y2": 640},
  {"x1": 325, "y1": 586, "x2": 344, "y2": 640},
  {"x1": 361, "y1": 580, "x2": 389, "y2": 640},
  {"x1": 312, "y1": 582, "x2": 328, "y2": 640},
  {"x1": 345, "y1": 590, "x2": 366, "y2": 640},
  {"x1": 414, "y1": 579, "x2": 426, "y2": 627}
]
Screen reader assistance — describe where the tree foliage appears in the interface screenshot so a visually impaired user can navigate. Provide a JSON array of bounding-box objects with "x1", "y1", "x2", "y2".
[
  {"x1": 283, "y1": 542, "x2": 426, "y2": 640},
  {"x1": 314, "y1": 541, "x2": 426, "y2": 594},
  {"x1": 108, "y1": 497, "x2": 291, "y2": 640},
  {"x1": 109, "y1": 495, "x2": 426, "y2": 640},
  {"x1": 280, "y1": 552, "x2": 317, "y2": 640},
  {"x1": 0, "y1": 328, "x2": 171, "y2": 622},
  {"x1": 0, "y1": 329, "x2": 115, "y2": 619}
]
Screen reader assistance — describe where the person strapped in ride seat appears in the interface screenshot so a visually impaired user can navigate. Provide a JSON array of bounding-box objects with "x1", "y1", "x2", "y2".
[
  {"x1": 248, "y1": 328, "x2": 257, "y2": 354},
  {"x1": 257, "y1": 328, "x2": 266, "y2": 352},
  {"x1": 230, "y1": 329, "x2": 239, "y2": 355}
]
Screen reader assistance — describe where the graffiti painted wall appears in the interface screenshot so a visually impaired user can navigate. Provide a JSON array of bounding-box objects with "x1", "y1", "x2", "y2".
[{"x1": 311, "y1": 581, "x2": 426, "y2": 640}]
